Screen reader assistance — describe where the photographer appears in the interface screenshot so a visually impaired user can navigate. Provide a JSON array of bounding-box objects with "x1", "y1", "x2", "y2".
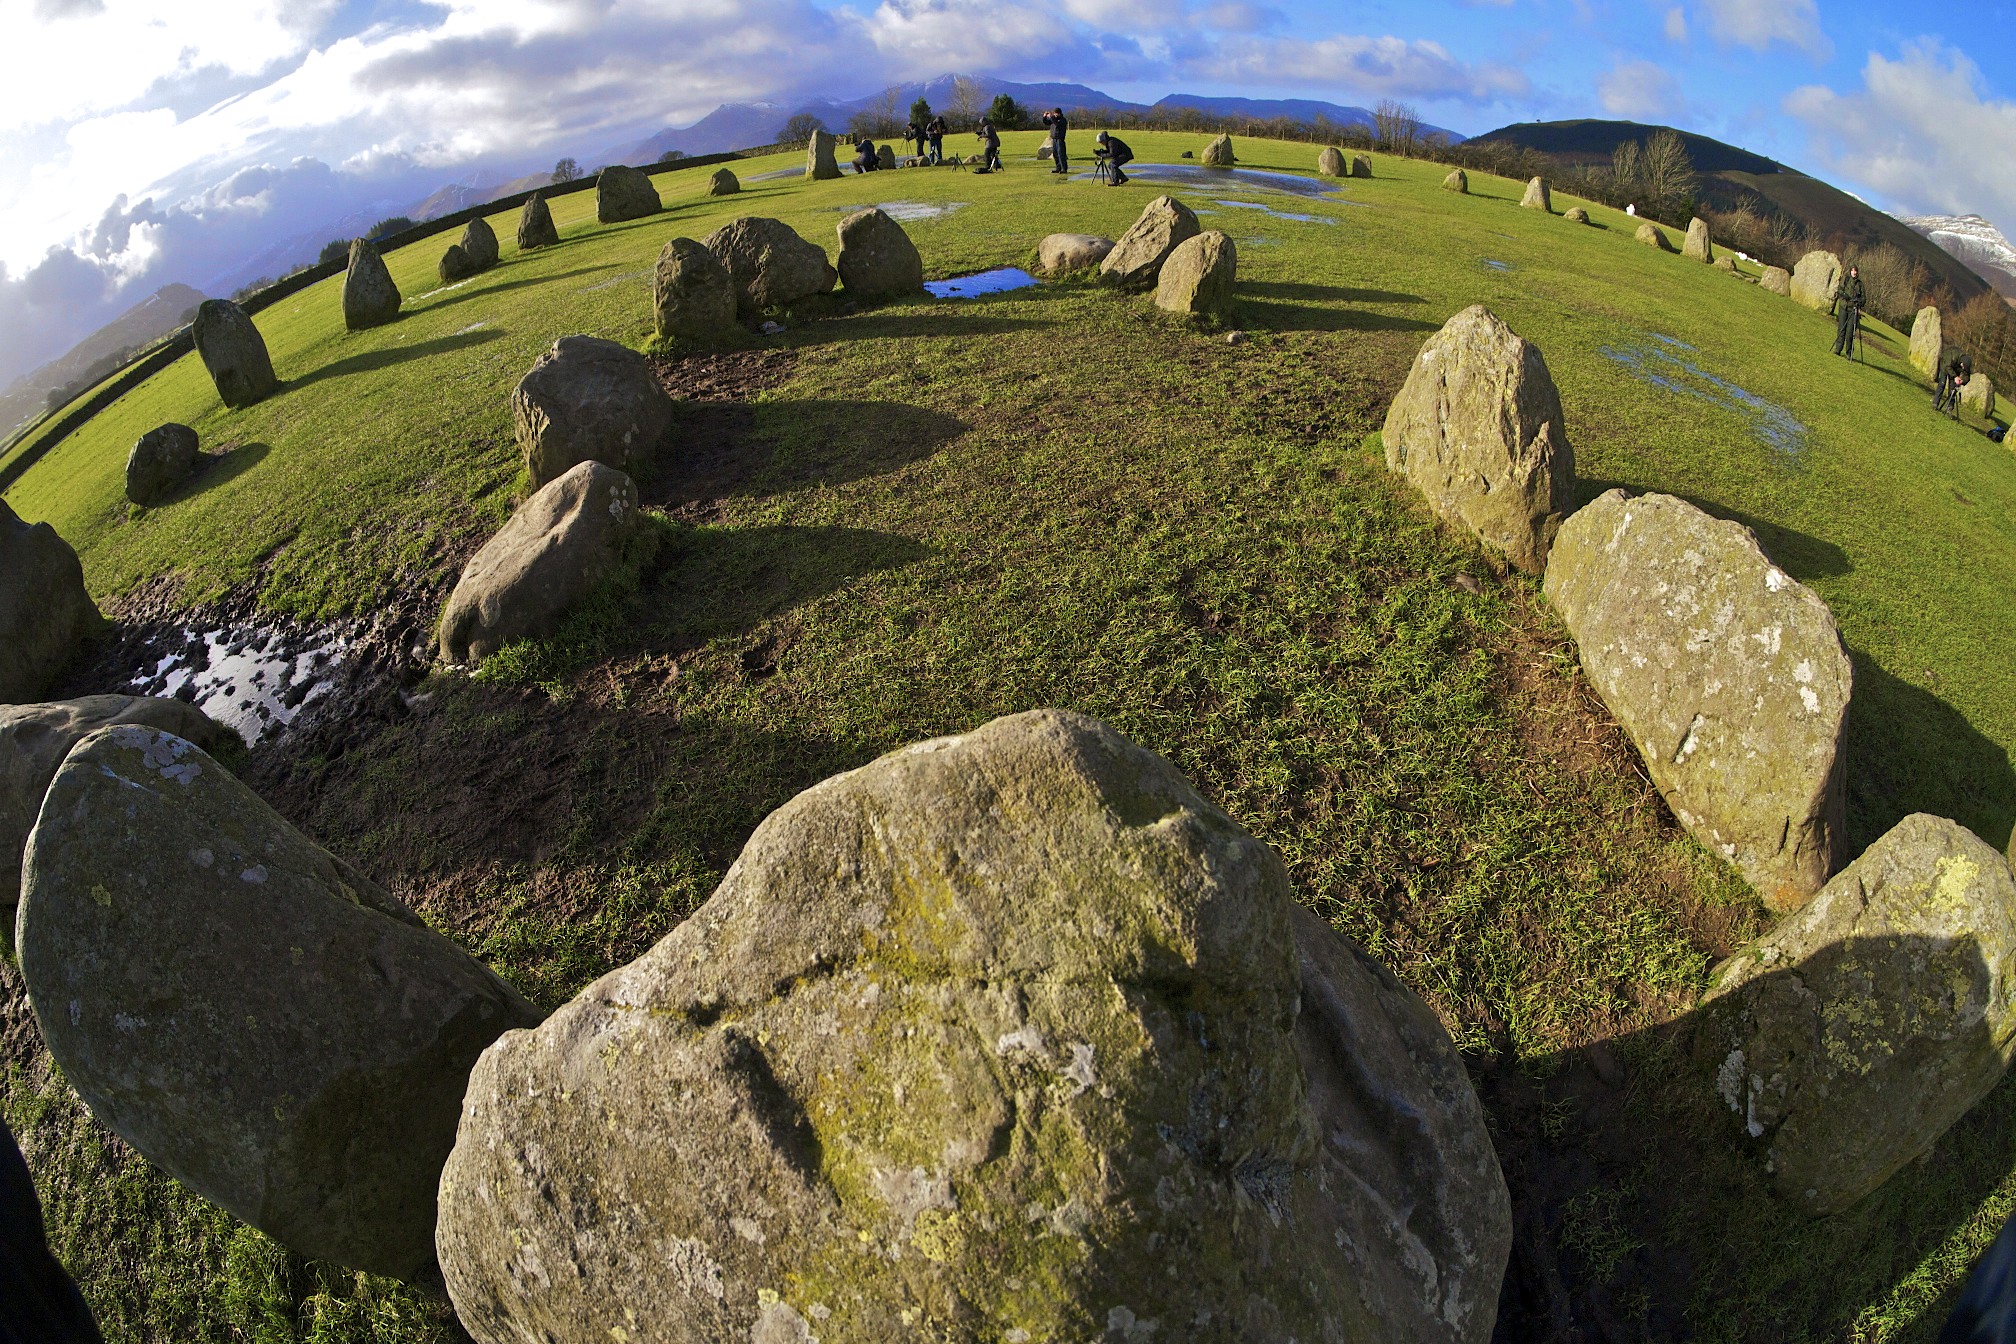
[
  {"x1": 1042, "y1": 107, "x2": 1069, "y2": 174},
  {"x1": 906, "y1": 118, "x2": 926, "y2": 162},
  {"x1": 926, "y1": 114, "x2": 946, "y2": 164},
  {"x1": 974, "y1": 118, "x2": 1002, "y2": 173},
  {"x1": 1095, "y1": 130, "x2": 1133, "y2": 186},
  {"x1": 1935, "y1": 347, "x2": 1974, "y2": 418},
  {"x1": 1831, "y1": 264, "x2": 1865, "y2": 358},
  {"x1": 851, "y1": 136, "x2": 879, "y2": 174}
]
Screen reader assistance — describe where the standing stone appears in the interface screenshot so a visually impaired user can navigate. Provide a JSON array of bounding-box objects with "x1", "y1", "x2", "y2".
[
  {"x1": 707, "y1": 167, "x2": 740, "y2": 196},
  {"x1": 595, "y1": 165, "x2": 661, "y2": 224},
  {"x1": 1, "y1": 695, "x2": 219, "y2": 923},
  {"x1": 1099, "y1": 195, "x2": 1202, "y2": 289},
  {"x1": 125, "y1": 422, "x2": 199, "y2": 506},
  {"x1": 438, "y1": 463, "x2": 642, "y2": 666},
  {"x1": 341, "y1": 237, "x2": 401, "y2": 331},
  {"x1": 653, "y1": 236, "x2": 739, "y2": 342},
  {"x1": 1684, "y1": 217, "x2": 1714, "y2": 263},
  {"x1": 1201, "y1": 133, "x2": 1235, "y2": 166},
  {"x1": 700, "y1": 217, "x2": 837, "y2": 314},
  {"x1": 1544, "y1": 490, "x2": 1851, "y2": 910},
  {"x1": 436, "y1": 709, "x2": 1511, "y2": 1344},
  {"x1": 1702, "y1": 814, "x2": 2016, "y2": 1215},
  {"x1": 876, "y1": 144, "x2": 897, "y2": 171},
  {"x1": 1154, "y1": 230, "x2": 1237, "y2": 319},
  {"x1": 512, "y1": 336, "x2": 675, "y2": 489},
  {"x1": 1564, "y1": 206, "x2": 1590, "y2": 224},
  {"x1": 805, "y1": 129, "x2": 842, "y2": 181},
  {"x1": 1520, "y1": 177, "x2": 1551, "y2": 212},
  {"x1": 1790, "y1": 250, "x2": 1843, "y2": 311},
  {"x1": 1317, "y1": 146, "x2": 1346, "y2": 177},
  {"x1": 1962, "y1": 372, "x2": 1996, "y2": 419},
  {"x1": 1761, "y1": 265, "x2": 1793, "y2": 296},
  {"x1": 438, "y1": 244, "x2": 477, "y2": 284},
  {"x1": 1382, "y1": 305, "x2": 1575, "y2": 574},
  {"x1": 1636, "y1": 222, "x2": 1675, "y2": 252},
  {"x1": 190, "y1": 299, "x2": 279, "y2": 408},
  {"x1": 459, "y1": 215, "x2": 499, "y2": 271},
  {"x1": 836, "y1": 207, "x2": 924, "y2": 298},
  {"x1": 1038, "y1": 233, "x2": 1115, "y2": 274},
  {"x1": 1910, "y1": 306, "x2": 1944, "y2": 379},
  {"x1": 16, "y1": 725, "x2": 542, "y2": 1279},
  {"x1": 0, "y1": 501, "x2": 100, "y2": 705},
  {"x1": 517, "y1": 193, "x2": 560, "y2": 250},
  {"x1": 1350, "y1": 154, "x2": 1374, "y2": 178},
  {"x1": 1444, "y1": 169, "x2": 1469, "y2": 193}
]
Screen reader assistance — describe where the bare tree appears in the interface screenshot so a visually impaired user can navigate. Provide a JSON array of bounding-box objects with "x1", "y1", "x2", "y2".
[
  {"x1": 847, "y1": 85, "x2": 904, "y2": 139},
  {"x1": 1372, "y1": 100, "x2": 1421, "y2": 155},
  {"x1": 948, "y1": 75, "x2": 983, "y2": 130},
  {"x1": 1640, "y1": 128, "x2": 1697, "y2": 218},
  {"x1": 551, "y1": 157, "x2": 581, "y2": 184},
  {"x1": 779, "y1": 112, "x2": 825, "y2": 146}
]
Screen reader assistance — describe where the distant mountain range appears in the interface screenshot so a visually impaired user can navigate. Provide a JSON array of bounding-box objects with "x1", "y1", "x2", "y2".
[
  {"x1": 1, "y1": 283, "x2": 204, "y2": 445},
  {"x1": 1899, "y1": 214, "x2": 2016, "y2": 303}
]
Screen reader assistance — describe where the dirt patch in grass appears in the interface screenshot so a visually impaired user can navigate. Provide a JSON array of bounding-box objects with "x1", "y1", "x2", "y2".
[{"x1": 649, "y1": 345, "x2": 799, "y2": 403}]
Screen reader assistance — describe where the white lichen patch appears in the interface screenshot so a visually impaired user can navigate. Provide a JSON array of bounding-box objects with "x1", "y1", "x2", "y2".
[
  {"x1": 1716, "y1": 1048, "x2": 1746, "y2": 1112},
  {"x1": 1064, "y1": 1041, "x2": 1098, "y2": 1096}
]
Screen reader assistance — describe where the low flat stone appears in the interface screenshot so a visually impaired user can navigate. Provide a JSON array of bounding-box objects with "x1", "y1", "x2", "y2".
[
  {"x1": 595, "y1": 165, "x2": 661, "y2": 224},
  {"x1": 512, "y1": 335, "x2": 674, "y2": 489},
  {"x1": 191, "y1": 299, "x2": 278, "y2": 408},
  {"x1": 0, "y1": 502, "x2": 100, "y2": 706},
  {"x1": 341, "y1": 237, "x2": 401, "y2": 331},
  {"x1": 1037, "y1": 233, "x2": 1114, "y2": 273},
  {"x1": 1099, "y1": 194, "x2": 1201, "y2": 289},
  {"x1": 836, "y1": 207, "x2": 924, "y2": 298},
  {"x1": 126, "y1": 422, "x2": 198, "y2": 506},
  {"x1": 1564, "y1": 206, "x2": 1590, "y2": 224},
  {"x1": 1154, "y1": 229, "x2": 1237, "y2": 319},
  {"x1": 517, "y1": 193, "x2": 560, "y2": 250}
]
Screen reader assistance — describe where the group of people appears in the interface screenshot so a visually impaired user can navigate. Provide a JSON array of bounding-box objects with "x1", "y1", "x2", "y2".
[
  {"x1": 858, "y1": 107, "x2": 1133, "y2": 184},
  {"x1": 1829, "y1": 264, "x2": 1988, "y2": 428}
]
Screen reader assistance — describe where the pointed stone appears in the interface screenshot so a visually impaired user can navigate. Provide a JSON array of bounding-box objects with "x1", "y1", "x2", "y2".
[
  {"x1": 459, "y1": 215, "x2": 499, "y2": 271},
  {"x1": 341, "y1": 237, "x2": 401, "y2": 331},
  {"x1": 1099, "y1": 195, "x2": 1201, "y2": 289},
  {"x1": 517, "y1": 193, "x2": 560, "y2": 250},
  {"x1": 191, "y1": 299, "x2": 279, "y2": 407}
]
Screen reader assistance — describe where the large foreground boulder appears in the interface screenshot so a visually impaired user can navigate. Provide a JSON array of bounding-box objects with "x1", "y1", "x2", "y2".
[
  {"x1": 595, "y1": 164, "x2": 660, "y2": 223},
  {"x1": 341, "y1": 237, "x2": 401, "y2": 330},
  {"x1": 1155, "y1": 229, "x2": 1237, "y2": 319},
  {"x1": 1791, "y1": 250, "x2": 1842, "y2": 311},
  {"x1": 1444, "y1": 169, "x2": 1468, "y2": 194},
  {"x1": 1382, "y1": 305, "x2": 1574, "y2": 573},
  {"x1": 1037, "y1": 232, "x2": 1114, "y2": 273},
  {"x1": 437, "y1": 709, "x2": 1511, "y2": 1344},
  {"x1": 2, "y1": 696, "x2": 220, "y2": 924},
  {"x1": 1099, "y1": 195, "x2": 1202, "y2": 289},
  {"x1": 836, "y1": 207, "x2": 924, "y2": 298},
  {"x1": 1520, "y1": 177, "x2": 1551, "y2": 212},
  {"x1": 653, "y1": 237, "x2": 739, "y2": 342},
  {"x1": 1910, "y1": 306, "x2": 1943, "y2": 379},
  {"x1": 1201, "y1": 132, "x2": 1235, "y2": 166},
  {"x1": 17, "y1": 726, "x2": 541, "y2": 1278},
  {"x1": 125, "y1": 422, "x2": 198, "y2": 506},
  {"x1": 1318, "y1": 146, "x2": 1346, "y2": 177},
  {"x1": 1703, "y1": 814, "x2": 2016, "y2": 1215},
  {"x1": 701, "y1": 216, "x2": 837, "y2": 314},
  {"x1": 0, "y1": 502, "x2": 99, "y2": 705},
  {"x1": 438, "y1": 462, "x2": 643, "y2": 666},
  {"x1": 1684, "y1": 217, "x2": 1714, "y2": 263},
  {"x1": 512, "y1": 336, "x2": 674, "y2": 489},
  {"x1": 517, "y1": 193, "x2": 560, "y2": 250},
  {"x1": 1544, "y1": 490, "x2": 1851, "y2": 909},
  {"x1": 190, "y1": 299, "x2": 278, "y2": 408},
  {"x1": 707, "y1": 167, "x2": 740, "y2": 196},
  {"x1": 460, "y1": 215, "x2": 499, "y2": 271},
  {"x1": 1636, "y1": 222, "x2": 1674, "y2": 252},
  {"x1": 1761, "y1": 265, "x2": 1792, "y2": 296},
  {"x1": 805, "y1": 129, "x2": 842, "y2": 180}
]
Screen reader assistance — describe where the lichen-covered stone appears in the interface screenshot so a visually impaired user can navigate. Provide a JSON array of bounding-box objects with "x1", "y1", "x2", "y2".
[
  {"x1": 1962, "y1": 371, "x2": 1995, "y2": 418},
  {"x1": 512, "y1": 335, "x2": 674, "y2": 489},
  {"x1": 1443, "y1": 169, "x2": 1468, "y2": 194},
  {"x1": 1351, "y1": 154, "x2": 1373, "y2": 178},
  {"x1": 805, "y1": 129, "x2": 842, "y2": 181},
  {"x1": 1635, "y1": 222, "x2": 1674, "y2": 252},
  {"x1": 1520, "y1": 177, "x2": 1551, "y2": 212},
  {"x1": 1684, "y1": 217, "x2": 1714, "y2": 263},
  {"x1": 17, "y1": 726, "x2": 541, "y2": 1278},
  {"x1": 437, "y1": 243, "x2": 477, "y2": 284},
  {"x1": 437, "y1": 461, "x2": 642, "y2": 666},
  {"x1": 836, "y1": 207, "x2": 924, "y2": 298},
  {"x1": 517, "y1": 193, "x2": 560, "y2": 250},
  {"x1": 1037, "y1": 233, "x2": 1113, "y2": 274},
  {"x1": 341, "y1": 237, "x2": 401, "y2": 331},
  {"x1": 877, "y1": 143, "x2": 897, "y2": 170},
  {"x1": 0, "y1": 501, "x2": 100, "y2": 705},
  {"x1": 1564, "y1": 206, "x2": 1589, "y2": 224},
  {"x1": 1099, "y1": 195, "x2": 1201, "y2": 289},
  {"x1": 1317, "y1": 146, "x2": 1345, "y2": 177},
  {"x1": 436, "y1": 709, "x2": 1511, "y2": 1344},
  {"x1": 595, "y1": 164, "x2": 661, "y2": 224},
  {"x1": 1910, "y1": 306, "x2": 1944, "y2": 379},
  {"x1": 459, "y1": 215, "x2": 499, "y2": 271},
  {"x1": 1703, "y1": 814, "x2": 2016, "y2": 1214},
  {"x1": 126, "y1": 422, "x2": 198, "y2": 506},
  {"x1": 1791, "y1": 249, "x2": 1842, "y2": 311},
  {"x1": 1761, "y1": 265, "x2": 1792, "y2": 296},
  {"x1": 653, "y1": 236, "x2": 739, "y2": 342},
  {"x1": 701, "y1": 216, "x2": 837, "y2": 315},
  {"x1": 708, "y1": 167, "x2": 740, "y2": 196},
  {"x1": 2, "y1": 696, "x2": 219, "y2": 925},
  {"x1": 190, "y1": 299, "x2": 278, "y2": 407},
  {"x1": 1154, "y1": 229, "x2": 1237, "y2": 319},
  {"x1": 1201, "y1": 132, "x2": 1235, "y2": 166},
  {"x1": 1382, "y1": 305, "x2": 1574, "y2": 573},
  {"x1": 1544, "y1": 490, "x2": 1851, "y2": 909}
]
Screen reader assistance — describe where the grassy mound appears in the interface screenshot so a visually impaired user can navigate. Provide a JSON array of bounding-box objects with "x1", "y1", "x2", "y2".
[{"x1": 5, "y1": 129, "x2": 2015, "y2": 1342}]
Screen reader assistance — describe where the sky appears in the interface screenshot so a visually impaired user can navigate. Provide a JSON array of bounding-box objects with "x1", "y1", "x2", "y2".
[{"x1": 0, "y1": 0, "x2": 2012, "y2": 389}]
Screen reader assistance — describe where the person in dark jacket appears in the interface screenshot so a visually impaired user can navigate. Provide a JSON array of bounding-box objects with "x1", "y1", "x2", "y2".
[
  {"x1": 1936, "y1": 347, "x2": 1974, "y2": 417},
  {"x1": 906, "y1": 119, "x2": 926, "y2": 161},
  {"x1": 974, "y1": 119, "x2": 1002, "y2": 173},
  {"x1": 1831, "y1": 264, "x2": 1866, "y2": 357},
  {"x1": 926, "y1": 115, "x2": 946, "y2": 164},
  {"x1": 1042, "y1": 107, "x2": 1069, "y2": 174},
  {"x1": 851, "y1": 137, "x2": 879, "y2": 173},
  {"x1": 1095, "y1": 130, "x2": 1133, "y2": 185},
  {"x1": 1, "y1": 1117, "x2": 105, "y2": 1344},
  {"x1": 1941, "y1": 1208, "x2": 2016, "y2": 1342}
]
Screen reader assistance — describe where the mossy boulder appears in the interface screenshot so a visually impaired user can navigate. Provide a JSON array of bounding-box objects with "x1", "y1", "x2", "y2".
[
  {"x1": 595, "y1": 164, "x2": 661, "y2": 224},
  {"x1": 1702, "y1": 814, "x2": 2016, "y2": 1214},
  {"x1": 1684, "y1": 217, "x2": 1714, "y2": 263},
  {"x1": 1910, "y1": 306, "x2": 1944, "y2": 379},
  {"x1": 125, "y1": 421, "x2": 198, "y2": 506},
  {"x1": 511, "y1": 335, "x2": 674, "y2": 489},
  {"x1": 1564, "y1": 206, "x2": 1590, "y2": 224},
  {"x1": 459, "y1": 215, "x2": 499, "y2": 271},
  {"x1": 1099, "y1": 195, "x2": 1201, "y2": 290},
  {"x1": 436, "y1": 709, "x2": 1511, "y2": 1344},
  {"x1": 653, "y1": 236, "x2": 739, "y2": 342},
  {"x1": 190, "y1": 298, "x2": 278, "y2": 407},
  {"x1": 702, "y1": 216, "x2": 837, "y2": 315},
  {"x1": 17, "y1": 726, "x2": 541, "y2": 1278},
  {"x1": 1761, "y1": 265, "x2": 1792, "y2": 296},
  {"x1": 516, "y1": 192, "x2": 559, "y2": 250},
  {"x1": 1443, "y1": 169, "x2": 1468, "y2": 194},
  {"x1": 1520, "y1": 177, "x2": 1551, "y2": 212},
  {"x1": 1201, "y1": 132, "x2": 1235, "y2": 166},
  {"x1": 1636, "y1": 221, "x2": 1674, "y2": 252},
  {"x1": 1544, "y1": 490, "x2": 1851, "y2": 910},
  {"x1": 836, "y1": 207, "x2": 924, "y2": 298},
  {"x1": 1317, "y1": 146, "x2": 1345, "y2": 177},
  {"x1": 341, "y1": 237, "x2": 401, "y2": 331},
  {"x1": 1791, "y1": 249, "x2": 1842, "y2": 311},
  {"x1": 1962, "y1": 371, "x2": 1995, "y2": 418},
  {"x1": 0, "y1": 501, "x2": 100, "y2": 705},
  {"x1": 1154, "y1": 229, "x2": 1237, "y2": 320}
]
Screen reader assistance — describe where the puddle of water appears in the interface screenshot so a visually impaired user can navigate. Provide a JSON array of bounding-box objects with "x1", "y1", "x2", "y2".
[
  {"x1": 580, "y1": 268, "x2": 651, "y2": 293},
  {"x1": 1084, "y1": 163, "x2": 1344, "y2": 199},
  {"x1": 830, "y1": 201, "x2": 967, "y2": 222},
  {"x1": 1601, "y1": 339, "x2": 1807, "y2": 454},
  {"x1": 1210, "y1": 199, "x2": 1337, "y2": 225},
  {"x1": 127, "y1": 626, "x2": 349, "y2": 745},
  {"x1": 925, "y1": 267, "x2": 1039, "y2": 299},
  {"x1": 1482, "y1": 258, "x2": 1513, "y2": 272}
]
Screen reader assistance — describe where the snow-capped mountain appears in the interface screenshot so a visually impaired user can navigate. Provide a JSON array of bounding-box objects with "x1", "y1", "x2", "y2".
[{"x1": 1899, "y1": 213, "x2": 2016, "y2": 301}]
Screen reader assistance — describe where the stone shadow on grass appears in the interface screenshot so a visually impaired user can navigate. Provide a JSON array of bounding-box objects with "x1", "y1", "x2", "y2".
[
  {"x1": 1235, "y1": 286, "x2": 1441, "y2": 335},
  {"x1": 646, "y1": 399, "x2": 965, "y2": 508},
  {"x1": 145, "y1": 441, "x2": 271, "y2": 507},
  {"x1": 1844, "y1": 654, "x2": 2016, "y2": 854},
  {"x1": 1241, "y1": 280, "x2": 1428, "y2": 307},
  {"x1": 415, "y1": 266, "x2": 618, "y2": 312},
  {"x1": 287, "y1": 327, "x2": 505, "y2": 391},
  {"x1": 1574, "y1": 481, "x2": 1852, "y2": 582}
]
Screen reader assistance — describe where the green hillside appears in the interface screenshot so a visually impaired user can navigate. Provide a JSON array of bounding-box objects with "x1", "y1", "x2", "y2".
[{"x1": 5, "y1": 129, "x2": 2016, "y2": 1341}]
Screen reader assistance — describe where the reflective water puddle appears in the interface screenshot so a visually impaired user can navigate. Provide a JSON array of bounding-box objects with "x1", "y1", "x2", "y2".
[
  {"x1": 832, "y1": 201, "x2": 967, "y2": 222},
  {"x1": 1482, "y1": 258, "x2": 1513, "y2": 272},
  {"x1": 1084, "y1": 163, "x2": 1347, "y2": 199},
  {"x1": 125, "y1": 626, "x2": 348, "y2": 745},
  {"x1": 926, "y1": 267, "x2": 1039, "y2": 298},
  {"x1": 1601, "y1": 336, "x2": 1807, "y2": 454},
  {"x1": 1210, "y1": 199, "x2": 1339, "y2": 225}
]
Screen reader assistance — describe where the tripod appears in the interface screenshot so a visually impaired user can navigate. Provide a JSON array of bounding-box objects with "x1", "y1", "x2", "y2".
[{"x1": 1091, "y1": 151, "x2": 1115, "y2": 184}]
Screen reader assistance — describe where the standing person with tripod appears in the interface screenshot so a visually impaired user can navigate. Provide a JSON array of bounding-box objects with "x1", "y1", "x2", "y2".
[
  {"x1": 1831, "y1": 264, "x2": 1866, "y2": 358},
  {"x1": 1935, "y1": 347, "x2": 1974, "y2": 418},
  {"x1": 926, "y1": 114, "x2": 946, "y2": 165},
  {"x1": 1042, "y1": 107, "x2": 1069, "y2": 174},
  {"x1": 974, "y1": 118, "x2": 1002, "y2": 173}
]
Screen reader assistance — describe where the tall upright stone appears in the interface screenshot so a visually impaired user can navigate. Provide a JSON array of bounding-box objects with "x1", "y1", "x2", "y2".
[
  {"x1": 1201, "y1": 133, "x2": 1235, "y2": 166},
  {"x1": 595, "y1": 165, "x2": 661, "y2": 224},
  {"x1": 1962, "y1": 372, "x2": 1996, "y2": 419},
  {"x1": 0, "y1": 501, "x2": 101, "y2": 705},
  {"x1": 805, "y1": 129, "x2": 842, "y2": 181},
  {"x1": 1790, "y1": 250, "x2": 1843, "y2": 311},
  {"x1": 459, "y1": 215, "x2": 499, "y2": 271},
  {"x1": 1382, "y1": 305, "x2": 1575, "y2": 574},
  {"x1": 1099, "y1": 195, "x2": 1202, "y2": 289},
  {"x1": 1910, "y1": 306, "x2": 1944, "y2": 379},
  {"x1": 876, "y1": 143, "x2": 897, "y2": 170},
  {"x1": 341, "y1": 237, "x2": 401, "y2": 331},
  {"x1": 517, "y1": 193, "x2": 560, "y2": 250},
  {"x1": 1317, "y1": 146, "x2": 1346, "y2": 177},
  {"x1": 1684, "y1": 217, "x2": 1714, "y2": 263},
  {"x1": 1154, "y1": 230, "x2": 1237, "y2": 319},
  {"x1": 653, "y1": 236, "x2": 739, "y2": 341},
  {"x1": 190, "y1": 299, "x2": 278, "y2": 407},
  {"x1": 1520, "y1": 177, "x2": 1551, "y2": 212}
]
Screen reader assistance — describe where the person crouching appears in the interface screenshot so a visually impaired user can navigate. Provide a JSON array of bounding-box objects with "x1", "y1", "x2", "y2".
[{"x1": 1095, "y1": 130, "x2": 1133, "y2": 185}]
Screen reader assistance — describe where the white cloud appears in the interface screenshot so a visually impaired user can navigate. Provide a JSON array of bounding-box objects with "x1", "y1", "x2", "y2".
[
  {"x1": 1598, "y1": 60, "x2": 1687, "y2": 121},
  {"x1": 1787, "y1": 40, "x2": 2016, "y2": 226},
  {"x1": 1697, "y1": 0, "x2": 1828, "y2": 59},
  {"x1": 1663, "y1": 6, "x2": 1686, "y2": 42},
  {"x1": 1183, "y1": 34, "x2": 1530, "y2": 102}
]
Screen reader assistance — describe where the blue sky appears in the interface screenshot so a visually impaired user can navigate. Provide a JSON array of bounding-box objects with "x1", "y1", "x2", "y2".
[{"x1": 0, "y1": 0, "x2": 2011, "y2": 388}]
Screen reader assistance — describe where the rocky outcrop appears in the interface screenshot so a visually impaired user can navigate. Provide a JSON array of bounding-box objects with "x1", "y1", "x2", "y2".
[
  {"x1": 341, "y1": 237, "x2": 401, "y2": 331},
  {"x1": 438, "y1": 244, "x2": 477, "y2": 284},
  {"x1": 1761, "y1": 266, "x2": 1792, "y2": 296},
  {"x1": 436, "y1": 709, "x2": 1511, "y2": 1344},
  {"x1": 517, "y1": 193, "x2": 560, "y2": 250},
  {"x1": 1351, "y1": 154, "x2": 1373, "y2": 178},
  {"x1": 0, "y1": 502, "x2": 100, "y2": 705},
  {"x1": 438, "y1": 462, "x2": 643, "y2": 666},
  {"x1": 1382, "y1": 305, "x2": 1575, "y2": 574},
  {"x1": 191, "y1": 299, "x2": 278, "y2": 408},
  {"x1": 512, "y1": 336, "x2": 674, "y2": 489},
  {"x1": 595, "y1": 165, "x2": 661, "y2": 224},
  {"x1": 1790, "y1": 250, "x2": 1843, "y2": 311},
  {"x1": 1201, "y1": 132, "x2": 1235, "y2": 166},
  {"x1": 1318, "y1": 146, "x2": 1345, "y2": 177},
  {"x1": 806, "y1": 129, "x2": 842, "y2": 181},
  {"x1": 1, "y1": 695, "x2": 219, "y2": 922},
  {"x1": 126, "y1": 422, "x2": 198, "y2": 506},
  {"x1": 701, "y1": 216, "x2": 838, "y2": 315},
  {"x1": 1544, "y1": 490, "x2": 1851, "y2": 910},
  {"x1": 1564, "y1": 206, "x2": 1590, "y2": 224},
  {"x1": 707, "y1": 167, "x2": 740, "y2": 196},
  {"x1": 1099, "y1": 195, "x2": 1202, "y2": 289},
  {"x1": 1520, "y1": 177, "x2": 1551, "y2": 212},
  {"x1": 1910, "y1": 306, "x2": 1944, "y2": 379},
  {"x1": 1636, "y1": 222, "x2": 1674, "y2": 252},
  {"x1": 836, "y1": 207, "x2": 924, "y2": 298},
  {"x1": 1444, "y1": 169, "x2": 1469, "y2": 194},
  {"x1": 1037, "y1": 233, "x2": 1114, "y2": 274},
  {"x1": 1154, "y1": 229, "x2": 1237, "y2": 319},
  {"x1": 1684, "y1": 217, "x2": 1714, "y2": 263},
  {"x1": 1703, "y1": 814, "x2": 2016, "y2": 1215},
  {"x1": 460, "y1": 215, "x2": 499, "y2": 271},
  {"x1": 17, "y1": 725, "x2": 541, "y2": 1278},
  {"x1": 653, "y1": 237, "x2": 740, "y2": 342}
]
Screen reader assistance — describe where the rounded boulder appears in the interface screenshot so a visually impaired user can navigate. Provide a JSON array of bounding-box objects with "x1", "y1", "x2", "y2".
[
  {"x1": 707, "y1": 167, "x2": 740, "y2": 196},
  {"x1": 1317, "y1": 146, "x2": 1345, "y2": 177},
  {"x1": 836, "y1": 207, "x2": 924, "y2": 298},
  {"x1": 512, "y1": 335, "x2": 675, "y2": 489},
  {"x1": 1760, "y1": 265, "x2": 1793, "y2": 296},
  {"x1": 1636, "y1": 221, "x2": 1675, "y2": 252},
  {"x1": 1099, "y1": 194, "x2": 1202, "y2": 289},
  {"x1": 1037, "y1": 232, "x2": 1114, "y2": 274},
  {"x1": 1154, "y1": 229, "x2": 1237, "y2": 319},
  {"x1": 438, "y1": 243, "x2": 478, "y2": 284},
  {"x1": 1350, "y1": 154, "x2": 1373, "y2": 178},
  {"x1": 125, "y1": 422, "x2": 199, "y2": 506},
  {"x1": 595, "y1": 164, "x2": 661, "y2": 224},
  {"x1": 1443, "y1": 168, "x2": 1469, "y2": 193},
  {"x1": 700, "y1": 216, "x2": 837, "y2": 315}
]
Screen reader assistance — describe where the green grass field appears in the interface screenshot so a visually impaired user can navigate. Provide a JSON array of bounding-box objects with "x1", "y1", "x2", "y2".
[{"x1": 5, "y1": 129, "x2": 2016, "y2": 1342}]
